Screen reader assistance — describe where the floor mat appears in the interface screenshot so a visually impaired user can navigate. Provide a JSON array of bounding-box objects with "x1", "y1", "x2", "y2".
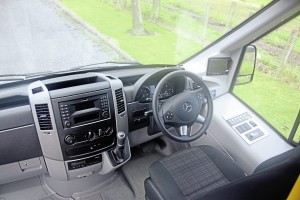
[
  {"x1": 122, "y1": 152, "x2": 162, "y2": 200},
  {"x1": 0, "y1": 173, "x2": 134, "y2": 200},
  {"x1": 72, "y1": 172, "x2": 134, "y2": 200},
  {"x1": 0, "y1": 177, "x2": 66, "y2": 200}
]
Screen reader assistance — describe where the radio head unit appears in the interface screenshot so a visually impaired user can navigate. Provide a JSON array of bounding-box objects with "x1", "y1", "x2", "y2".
[{"x1": 59, "y1": 94, "x2": 110, "y2": 129}]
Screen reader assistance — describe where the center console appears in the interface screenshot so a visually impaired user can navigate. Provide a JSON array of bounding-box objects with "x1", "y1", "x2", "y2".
[
  {"x1": 51, "y1": 90, "x2": 116, "y2": 161},
  {"x1": 28, "y1": 73, "x2": 130, "y2": 181}
]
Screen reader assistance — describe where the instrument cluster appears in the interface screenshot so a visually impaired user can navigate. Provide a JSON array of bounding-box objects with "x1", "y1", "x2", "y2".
[{"x1": 136, "y1": 82, "x2": 174, "y2": 102}]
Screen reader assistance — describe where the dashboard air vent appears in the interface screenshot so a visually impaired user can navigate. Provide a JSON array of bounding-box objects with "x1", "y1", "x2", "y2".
[
  {"x1": 115, "y1": 89, "x2": 125, "y2": 114},
  {"x1": 35, "y1": 104, "x2": 53, "y2": 130}
]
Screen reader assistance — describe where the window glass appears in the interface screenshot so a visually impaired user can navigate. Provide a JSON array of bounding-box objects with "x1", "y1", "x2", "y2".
[
  {"x1": 234, "y1": 15, "x2": 300, "y2": 140},
  {"x1": 60, "y1": 0, "x2": 272, "y2": 64},
  {"x1": 0, "y1": 0, "x2": 273, "y2": 76}
]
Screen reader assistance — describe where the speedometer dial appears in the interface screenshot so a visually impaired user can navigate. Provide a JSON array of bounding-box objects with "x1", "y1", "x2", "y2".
[
  {"x1": 137, "y1": 86, "x2": 151, "y2": 102},
  {"x1": 159, "y1": 82, "x2": 174, "y2": 99}
]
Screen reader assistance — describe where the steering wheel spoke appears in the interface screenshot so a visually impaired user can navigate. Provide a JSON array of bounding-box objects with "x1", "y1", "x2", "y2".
[
  {"x1": 196, "y1": 114, "x2": 206, "y2": 124},
  {"x1": 176, "y1": 125, "x2": 192, "y2": 137},
  {"x1": 179, "y1": 125, "x2": 188, "y2": 136}
]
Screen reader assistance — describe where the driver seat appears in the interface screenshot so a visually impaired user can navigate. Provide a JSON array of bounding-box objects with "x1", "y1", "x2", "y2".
[{"x1": 144, "y1": 145, "x2": 300, "y2": 200}]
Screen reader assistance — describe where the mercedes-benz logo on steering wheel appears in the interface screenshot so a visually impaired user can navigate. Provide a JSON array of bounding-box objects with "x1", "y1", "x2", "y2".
[{"x1": 183, "y1": 102, "x2": 192, "y2": 112}]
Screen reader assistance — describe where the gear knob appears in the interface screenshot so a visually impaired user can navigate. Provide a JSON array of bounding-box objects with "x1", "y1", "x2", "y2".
[{"x1": 116, "y1": 131, "x2": 126, "y2": 147}]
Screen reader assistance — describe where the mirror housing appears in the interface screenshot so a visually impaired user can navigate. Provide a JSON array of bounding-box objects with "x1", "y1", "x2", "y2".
[{"x1": 235, "y1": 45, "x2": 257, "y2": 85}]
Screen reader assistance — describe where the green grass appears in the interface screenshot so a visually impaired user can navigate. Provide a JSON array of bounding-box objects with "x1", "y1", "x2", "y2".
[
  {"x1": 234, "y1": 71, "x2": 300, "y2": 139},
  {"x1": 262, "y1": 15, "x2": 300, "y2": 54},
  {"x1": 61, "y1": 0, "x2": 202, "y2": 64}
]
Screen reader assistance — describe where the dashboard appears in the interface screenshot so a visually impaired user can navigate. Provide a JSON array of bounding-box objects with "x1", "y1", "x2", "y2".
[{"x1": 0, "y1": 66, "x2": 186, "y2": 183}]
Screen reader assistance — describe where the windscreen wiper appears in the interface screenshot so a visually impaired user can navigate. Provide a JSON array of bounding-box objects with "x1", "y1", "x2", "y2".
[
  {"x1": 0, "y1": 71, "x2": 57, "y2": 82},
  {"x1": 0, "y1": 61, "x2": 140, "y2": 83},
  {"x1": 0, "y1": 71, "x2": 55, "y2": 78},
  {"x1": 70, "y1": 61, "x2": 141, "y2": 70},
  {"x1": 0, "y1": 76, "x2": 26, "y2": 81}
]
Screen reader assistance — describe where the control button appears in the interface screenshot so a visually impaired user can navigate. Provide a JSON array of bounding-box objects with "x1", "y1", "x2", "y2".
[
  {"x1": 240, "y1": 125, "x2": 246, "y2": 132},
  {"x1": 165, "y1": 111, "x2": 174, "y2": 120},
  {"x1": 197, "y1": 92, "x2": 204, "y2": 100},
  {"x1": 134, "y1": 119, "x2": 140, "y2": 125},
  {"x1": 102, "y1": 111, "x2": 109, "y2": 118},
  {"x1": 87, "y1": 130, "x2": 95, "y2": 141},
  {"x1": 244, "y1": 123, "x2": 251, "y2": 130},
  {"x1": 235, "y1": 123, "x2": 251, "y2": 133},
  {"x1": 65, "y1": 135, "x2": 76, "y2": 145},
  {"x1": 98, "y1": 129, "x2": 103, "y2": 137},
  {"x1": 236, "y1": 126, "x2": 243, "y2": 133},
  {"x1": 139, "y1": 117, "x2": 147, "y2": 123},
  {"x1": 65, "y1": 120, "x2": 71, "y2": 128},
  {"x1": 104, "y1": 127, "x2": 113, "y2": 136},
  {"x1": 249, "y1": 120, "x2": 257, "y2": 127},
  {"x1": 245, "y1": 129, "x2": 264, "y2": 141},
  {"x1": 250, "y1": 132, "x2": 258, "y2": 139}
]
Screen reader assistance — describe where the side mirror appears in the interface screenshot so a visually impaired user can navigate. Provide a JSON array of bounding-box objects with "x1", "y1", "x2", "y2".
[{"x1": 235, "y1": 45, "x2": 257, "y2": 85}]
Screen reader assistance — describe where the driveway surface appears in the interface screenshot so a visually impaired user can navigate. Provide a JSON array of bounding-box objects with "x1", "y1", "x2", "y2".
[{"x1": 0, "y1": 0, "x2": 126, "y2": 75}]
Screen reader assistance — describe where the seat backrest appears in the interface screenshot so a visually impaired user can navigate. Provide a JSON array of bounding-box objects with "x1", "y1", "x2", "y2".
[
  {"x1": 255, "y1": 145, "x2": 300, "y2": 172},
  {"x1": 200, "y1": 145, "x2": 300, "y2": 200}
]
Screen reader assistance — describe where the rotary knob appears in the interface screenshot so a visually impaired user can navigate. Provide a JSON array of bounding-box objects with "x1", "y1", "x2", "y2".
[
  {"x1": 64, "y1": 120, "x2": 71, "y2": 128},
  {"x1": 102, "y1": 111, "x2": 109, "y2": 118},
  {"x1": 87, "y1": 130, "x2": 95, "y2": 141},
  {"x1": 65, "y1": 135, "x2": 76, "y2": 145}
]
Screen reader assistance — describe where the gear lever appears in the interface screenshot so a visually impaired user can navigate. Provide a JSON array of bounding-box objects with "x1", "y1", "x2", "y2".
[{"x1": 113, "y1": 131, "x2": 126, "y2": 163}]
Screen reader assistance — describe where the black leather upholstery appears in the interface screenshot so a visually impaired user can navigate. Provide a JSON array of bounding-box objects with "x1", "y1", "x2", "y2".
[{"x1": 145, "y1": 145, "x2": 300, "y2": 200}]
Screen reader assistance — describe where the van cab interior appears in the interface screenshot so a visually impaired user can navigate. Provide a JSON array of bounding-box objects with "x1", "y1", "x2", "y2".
[{"x1": 0, "y1": 0, "x2": 299, "y2": 200}]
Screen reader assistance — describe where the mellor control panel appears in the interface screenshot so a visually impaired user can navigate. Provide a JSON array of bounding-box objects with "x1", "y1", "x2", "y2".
[{"x1": 223, "y1": 111, "x2": 269, "y2": 144}]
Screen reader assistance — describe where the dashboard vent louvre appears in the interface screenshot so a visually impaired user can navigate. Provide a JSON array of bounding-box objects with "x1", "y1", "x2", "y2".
[
  {"x1": 115, "y1": 89, "x2": 125, "y2": 114},
  {"x1": 35, "y1": 104, "x2": 53, "y2": 130}
]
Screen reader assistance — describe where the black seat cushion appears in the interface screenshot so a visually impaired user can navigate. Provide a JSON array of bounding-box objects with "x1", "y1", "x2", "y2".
[
  {"x1": 146, "y1": 146, "x2": 246, "y2": 200},
  {"x1": 145, "y1": 145, "x2": 300, "y2": 200}
]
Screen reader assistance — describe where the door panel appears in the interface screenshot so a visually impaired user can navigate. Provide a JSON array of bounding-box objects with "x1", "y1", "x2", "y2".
[{"x1": 191, "y1": 93, "x2": 292, "y2": 174}]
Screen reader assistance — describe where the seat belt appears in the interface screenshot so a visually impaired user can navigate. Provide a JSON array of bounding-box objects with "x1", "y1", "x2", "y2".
[{"x1": 287, "y1": 175, "x2": 300, "y2": 200}]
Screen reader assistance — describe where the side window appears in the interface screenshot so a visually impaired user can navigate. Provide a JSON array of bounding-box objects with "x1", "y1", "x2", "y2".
[{"x1": 233, "y1": 15, "x2": 300, "y2": 143}]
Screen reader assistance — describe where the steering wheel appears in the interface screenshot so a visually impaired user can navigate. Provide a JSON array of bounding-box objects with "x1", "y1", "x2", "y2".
[{"x1": 152, "y1": 70, "x2": 213, "y2": 142}]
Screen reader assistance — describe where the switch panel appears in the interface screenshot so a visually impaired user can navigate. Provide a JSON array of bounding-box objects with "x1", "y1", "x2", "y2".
[{"x1": 224, "y1": 111, "x2": 269, "y2": 145}]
